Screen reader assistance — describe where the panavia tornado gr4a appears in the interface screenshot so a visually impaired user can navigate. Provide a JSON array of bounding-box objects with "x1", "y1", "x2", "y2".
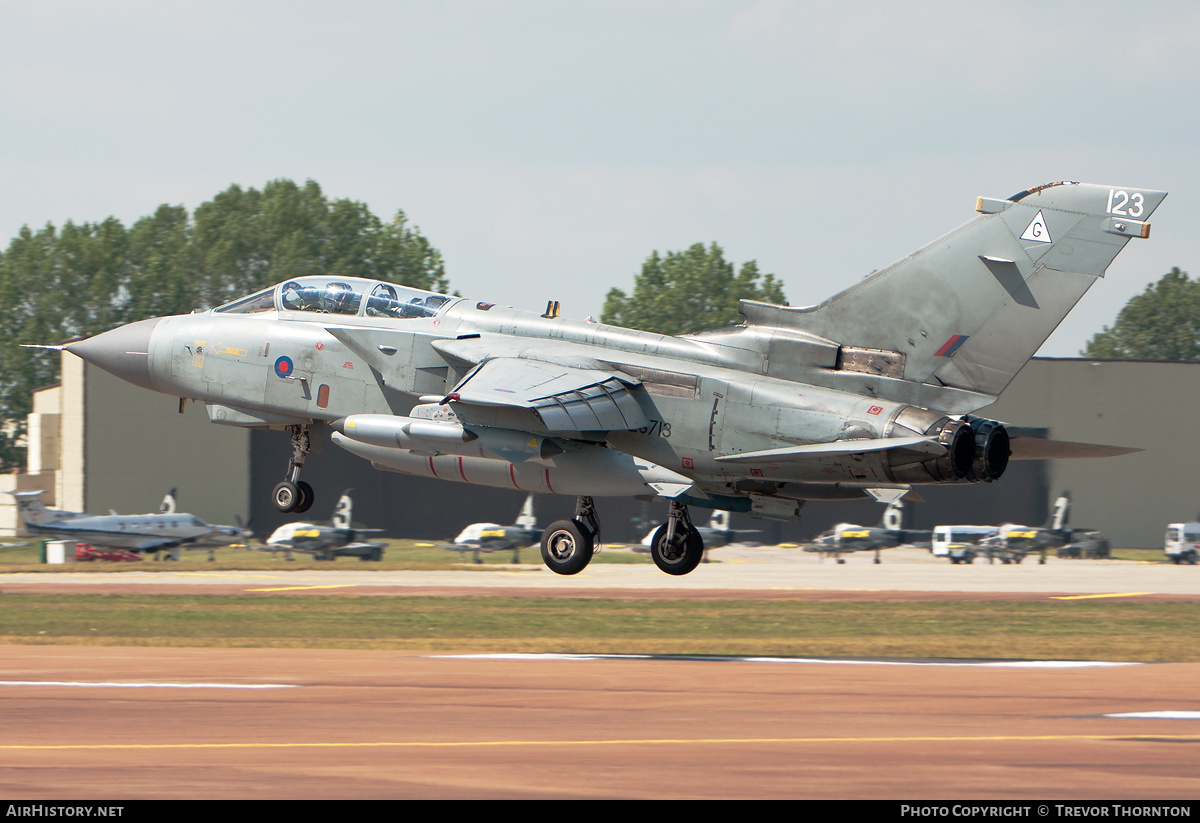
[{"x1": 57, "y1": 182, "x2": 1163, "y2": 576}]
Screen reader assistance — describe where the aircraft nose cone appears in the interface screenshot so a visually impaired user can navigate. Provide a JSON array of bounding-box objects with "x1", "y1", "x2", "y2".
[{"x1": 65, "y1": 317, "x2": 161, "y2": 391}]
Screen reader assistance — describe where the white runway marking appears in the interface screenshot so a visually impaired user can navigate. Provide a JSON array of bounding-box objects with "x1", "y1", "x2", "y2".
[
  {"x1": 0, "y1": 681, "x2": 296, "y2": 689},
  {"x1": 1105, "y1": 711, "x2": 1200, "y2": 719},
  {"x1": 432, "y1": 653, "x2": 1138, "y2": 668}
]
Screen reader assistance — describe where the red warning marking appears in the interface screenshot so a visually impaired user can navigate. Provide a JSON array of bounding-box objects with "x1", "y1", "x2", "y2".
[
  {"x1": 509, "y1": 463, "x2": 522, "y2": 490},
  {"x1": 428, "y1": 456, "x2": 439, "y2": 479},
  {"x1": 682, "y1": 457, "x2": 694, "y2": 470},
  {"x1": 458, "y1": 457, "x2": 469, "y2": 483},
  {"x1": 544, "y1": 468, "x2": 556, "y2": 495},
  {"x1": 868, "y1": 405, "x2": 883, "y2": 415},
  {"x1": 750, "y1": 468, "x2": 763, "y2": 477}
]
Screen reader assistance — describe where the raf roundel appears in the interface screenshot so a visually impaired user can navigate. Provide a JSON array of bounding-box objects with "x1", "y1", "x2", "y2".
[{"x1": 274, "y1": 356, "x2": 294, "y2": 379}]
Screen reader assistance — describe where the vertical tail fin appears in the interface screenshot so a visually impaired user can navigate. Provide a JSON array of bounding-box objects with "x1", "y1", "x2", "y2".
[
  {"x1": 1048, "y1": 493, "x2": 1071, "y2": 531},
  {"x1": 332, "y1": 491, "x2": 353, "y2": 529},
  {"x1": 7, "y1": 491, "x2": 51, "y2": 527},
  {"x1": 740, "y1": 182, "x2": 1166, "y2": 399},
  {"x1": 514, "y1": 494, "x2": 538, "y2": 529},
  {"x1": 706, "y1": 509, "x2": 731, "y2": 531}
]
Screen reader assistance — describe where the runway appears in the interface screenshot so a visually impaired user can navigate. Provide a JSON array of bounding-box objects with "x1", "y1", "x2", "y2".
[
  {"x1": 3, "y1": 549, "x2": 1200, "y2": 799},
  {"x1": 4, "y1": 546, "x2": 1200, "y2": 596},
  {"x1": 2, "y1": 646, "x2": 1200, "y2": 799}
]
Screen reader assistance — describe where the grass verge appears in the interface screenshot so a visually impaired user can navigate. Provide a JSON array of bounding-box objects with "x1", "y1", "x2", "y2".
[{"x1": 2, "y1": 593, "x2": 1197, "y2": 661}]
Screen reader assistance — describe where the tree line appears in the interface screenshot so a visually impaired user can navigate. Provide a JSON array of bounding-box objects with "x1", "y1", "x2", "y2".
[
  {"x1": 0, "y1": 179, "x2": 782, "y2": 469},
  {"x1": 0, "y1": 179, "x2": 448, "y2": 468},
  {"x1": 4, "y1": 175, "x2": 1183, "y2": 472}
]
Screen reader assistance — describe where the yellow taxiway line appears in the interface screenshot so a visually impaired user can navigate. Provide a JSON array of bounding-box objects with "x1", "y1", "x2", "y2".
[{"x1": 6, "y1": 733, "x2": 1200, "y2": 751}]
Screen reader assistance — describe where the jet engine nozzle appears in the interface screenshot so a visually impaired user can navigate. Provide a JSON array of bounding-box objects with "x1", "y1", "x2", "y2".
[
  {"x1": 937, "y1": 418, "x2": 976, "y2": 480},
  {"x1": 882, "y1": 408, "x2": 1005, "y2": 485},
  {"x1": 965, "y1": 417, "x2": 1010, "y2": 482}
]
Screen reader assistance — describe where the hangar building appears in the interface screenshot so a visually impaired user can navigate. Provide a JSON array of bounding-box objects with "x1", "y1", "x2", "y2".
[{"x1": 0, "y1": 353, "x2": 1191, "y2": 549}]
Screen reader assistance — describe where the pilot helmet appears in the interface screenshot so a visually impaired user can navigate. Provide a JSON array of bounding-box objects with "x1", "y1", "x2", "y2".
[{"x1": 320, "y1": 281, "x2": 356, "y2": 314}]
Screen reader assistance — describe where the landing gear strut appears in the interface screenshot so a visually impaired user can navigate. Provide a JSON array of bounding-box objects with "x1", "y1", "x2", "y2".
[
  {"x1": 273, "y1": 425, "x2": 316, "y2": 514},
  {"x1": 650, "y1": 500, "x2": 704, "y2": 575},
  {"x1": 540, "y1": 496, "x2": 599, "y2": 575}
]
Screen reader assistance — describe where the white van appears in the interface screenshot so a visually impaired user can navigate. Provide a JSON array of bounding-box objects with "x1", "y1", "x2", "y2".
[
  {"x1": 932, "y1": 525, "x2": 999, "y2": 564},
  {"x1": 1165, "y1": 523, "x2": 1200, "y2": 565}
]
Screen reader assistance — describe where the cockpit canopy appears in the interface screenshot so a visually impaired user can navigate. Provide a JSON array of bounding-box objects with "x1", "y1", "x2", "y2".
[{"x1": 213, "y1": 276, "x2": 455, "y2": 319}]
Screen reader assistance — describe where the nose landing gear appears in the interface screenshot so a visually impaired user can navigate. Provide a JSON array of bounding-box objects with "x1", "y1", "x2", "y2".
[{"x1": 273, "y1": 425, "x2": 317, "y2": 514}]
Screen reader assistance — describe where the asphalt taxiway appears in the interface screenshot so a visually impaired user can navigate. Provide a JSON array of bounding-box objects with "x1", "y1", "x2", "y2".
[{"x1": 2, "y1": 546, "x2": 1198, "y2": 596}]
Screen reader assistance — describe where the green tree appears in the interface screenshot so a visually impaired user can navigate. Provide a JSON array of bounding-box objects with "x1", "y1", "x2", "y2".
[
  {"x1": 1083, "y1": 267, "x2": 1200, "y2": 360},
  {"x1": 0, "y1": 179, "x2": 449, "y2": 470},
  {"x1": 192, "y1": 180, "x2": 448, "y2": 306},
  {"x1": 601, "y1": 242, "x2": 785, "y2": 336}
]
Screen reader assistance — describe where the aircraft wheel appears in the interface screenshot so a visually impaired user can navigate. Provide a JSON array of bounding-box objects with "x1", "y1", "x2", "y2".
[
  {"x1": 294, "y1": 480, "x2": 315, "y2": 514},
  {"x1": 272, "y1": 481, "x2": 301, "y2": 513},
  {"x1": 540, "y1": 520, "x2": 594, "y2": 575},
  {"x1": 650, "y1": 524, "x2": 704, "y2": 576}
]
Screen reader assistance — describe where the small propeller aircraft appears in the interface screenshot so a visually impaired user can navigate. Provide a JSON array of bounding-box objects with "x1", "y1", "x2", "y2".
[
  {"x1": 262, "y1": 489, "x2": 386, "y2": 560},
  {"x1": 54, "y1": 181, "x2": 1161, "y2": 576}
]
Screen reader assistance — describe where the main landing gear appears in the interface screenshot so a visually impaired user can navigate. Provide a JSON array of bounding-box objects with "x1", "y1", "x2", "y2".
[
  {"x1": 649, "y1": 500, "x2": 704, "y2": 576},
  {"x1": 540, "y1": 496, "x2": 600, "y2": 576},
  {"x1": 538, "y1": 497, "x2": 706, "y2": 577},
  {"x1": 273, "y1": 425, "x2": 316, "y2": 514}
]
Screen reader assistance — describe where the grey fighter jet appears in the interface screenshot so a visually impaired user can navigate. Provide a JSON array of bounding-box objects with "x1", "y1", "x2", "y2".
[
  {"x1": 55, "y1": 181, "x2": 1162, "y2": 577},
  {"x1": 263, "y1": 490, "x2": 386, "y2": 560},
  {"x1": 804, "y1": 490, "x2": 921, "y2": 563},
  {"x1": 7, "y1": 490, "x2": 251, "y2": 556},
  {"x1": 446, "y1": 493, "x2": 541, "y2": 563},
  {"x1": 980, "y1": 492, "x2": 1109, "y2": 562}
]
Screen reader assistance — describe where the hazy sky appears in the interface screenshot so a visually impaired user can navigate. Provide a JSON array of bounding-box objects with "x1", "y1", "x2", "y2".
[{"x1": 2, "y1": 1, "x2": 1196, "y2": 355}]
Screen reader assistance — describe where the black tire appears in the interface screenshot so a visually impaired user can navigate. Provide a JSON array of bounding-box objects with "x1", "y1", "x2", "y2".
[
  {"x1": 650, "y1": 524, "x2": 704, "y2": 575},
  {"x1": 540, "y1": 520, "x2": 594, "y2": 575},
  {"x1": 294, "y1": 481, "x2": 315, "y2": 514},
  {"x1": 272, "y1": 481, "x2": 300, "y2": 513}
]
